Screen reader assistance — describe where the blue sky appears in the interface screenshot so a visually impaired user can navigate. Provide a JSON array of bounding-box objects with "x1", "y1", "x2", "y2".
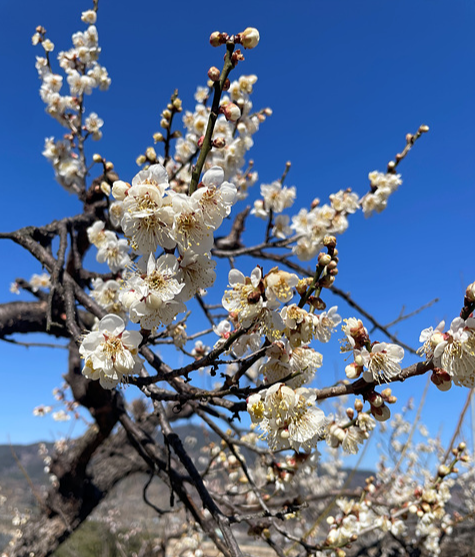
[{"x1": 0, "y1": 0, "x2": 474, "y2": 463}]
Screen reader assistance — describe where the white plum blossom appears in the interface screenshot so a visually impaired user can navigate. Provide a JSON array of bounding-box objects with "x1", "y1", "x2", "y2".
[
  {"x1": 90, "y1": 278, "x2": 124, "y2": 316},
  {"x1": 79, "y1": 314, "x2": 143, "y2": 389},
  {"x1": 260, "y1": 180, "x2": 296, "y2": 214},
  {"x1": 313, "y1": 306, "x2": 342, "y2": 343},
  {"x1": 191, "y1": 166, "x2": 237, "y2": 228},
  {"x1": 222, "y1": 267, "x2": 264, "y2": 327},
  {"x1": 96, "y1": 235, "x2": 130, "y2": 273},
  {"x1": 121, "y1": 254, "x2": 186, "y2": 329},
  {"x1": 29, "y1": 273, "x2": 51, "y2": 292},
  {"x1": 264, "y1": 269, "x2": 299, "y2": 304},
  {"x1": 176, "y1": 251, "x2": 216, "y2": 301},
  {"x1": 357, "y1": 342, "x2": 405, "y2": 383},
  {"x1": 432, "y1": 317, "x2": 475, "y2": 387},
  {"x1": 171, "y1": 194, "x2": 214, "y2": 255}
]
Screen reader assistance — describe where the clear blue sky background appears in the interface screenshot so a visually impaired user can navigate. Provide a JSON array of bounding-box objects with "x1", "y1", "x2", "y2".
[{"x1": 0, "y1": 0, "x2": 474, "y2": 467}]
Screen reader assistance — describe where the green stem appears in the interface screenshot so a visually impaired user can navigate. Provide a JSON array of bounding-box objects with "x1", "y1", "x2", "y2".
[{"x1": 189, "y1": 41, "x2": 235, "y2": 195}]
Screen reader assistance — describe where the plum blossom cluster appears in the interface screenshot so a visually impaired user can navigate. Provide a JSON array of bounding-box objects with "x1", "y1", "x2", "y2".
[
  {"x1": 419, "y1": 316, "x2": 475, "y2": 389},
  {"x1": 290, "y1": 189, "x2": 360, "y2": 261},
  {"x1": 361, "y1": 171, "x2": 403, "y2": 217},
  {"x1": 33, "y1": 9, "x2": 110, "y2": 190},
  {"x1": 247, "y1": 383, "x2": 326, "y2": 452}
]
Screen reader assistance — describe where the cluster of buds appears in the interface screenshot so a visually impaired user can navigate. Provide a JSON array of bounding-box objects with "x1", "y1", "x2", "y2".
[
  {"x1": 318, "y1": 236, "x2": 339, "y2": 289},
  {"x1": 90, "y1": 154, "x2": 118, "y2": 197},
  {"x1": 366, "y1": 388, "x2": 397, "y2": 422},
  {"x1": 159, "y1": 91, "x2": 183, "y2": 131},
  {"x1": 209, "y1": 27, "x2": 260, "y2": 51}
]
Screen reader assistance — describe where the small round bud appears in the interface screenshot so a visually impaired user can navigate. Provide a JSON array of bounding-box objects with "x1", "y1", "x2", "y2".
[
  {"x1": 92, "y1": 153, "x2": 102, "y2": 163},
  {"x1": 419, "y1": 124, "x2": 430, "y2": 133},
  {"x1": 318, "y1": 253, "x2": 332, "y2": 266},
  {"x1": 172, "y1": 98, "x2": 182, "y2": 111},
  {"x1": 408, "y1": 504, "x2": 418, "y2": 514},
  {"x1": 161, "y1": 109, "x2": 171, "y2": 119},
  {"x1": 222, "y1": 78, "x2": 231, "y2": 91},
  {"x1": 105, "y1": 161, "x2": 114, "y2": 171},
  {"x1": 212, "y1": 137, "x2": 226, "y2": 149},
  {"x1": 326, "y1": 516, "x2": 335, "y2": 525},
  {"x1": 319, "y1": 275, "x2": 335, "y2": 288},
  {"x1": 368, "y1": 391, "x2": 383, "y2": 407},
  {"x1": 112, "y1": 180, "x2": 130, "y2": 201},
  {"x1": 354, "y1": 399, "x2": 364, "y2": 412},
  {"x1": 208, "y1": 66, "x2": 221, "y2": 81},
  {"x1": 222, "y1": 102, "x2": 241, "y2": 122},
  {"x1": 136, "y1": 155, "x2": 146, "y2": 166},
  {"x1": 153, "y1": 132, "x2": 164, "y2": 143},
  {"x1": 381, "y1": 388, "x2": 392, "y2": 399},
  {"x1": 438, "y1": 465, "x2": 450, "y2": 477},
  {"x1": 160, "y1": 118, "x2": 169, "y2": 129},
  {"x1": 145, "y1": 147, "x2": 157, "y2": 162},
  {"x1": 345, "y1": 363, "x2": 360, "y2": 380},
  {"x1": 197, "y1": 136, "x2": 205, "y2": 149},
  {"x1": 239, "y1": 27, "x2": 260, "y2": 49},
  {"x1": 323, "y1": 235, "x2": 337, "y2": 249},
  {"x1": 346, "y1": 408, "x2": 354, "y2": 420},
  {"x1": 458, "y1": 441, "x2": 467, "y2": 452},
  {"x1": 465, "y1": 281, "x2": 475, "y2": 302},
  {"x1": 308, "y1": 296, "x2": 326, "y2": 310},
  {"x1": 209, "y1": 31, "x2": 223, "y2": 47}
]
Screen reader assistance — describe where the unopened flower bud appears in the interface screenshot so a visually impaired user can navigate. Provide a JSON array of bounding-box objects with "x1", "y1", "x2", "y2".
[
  {"x1": 161, "y1": 109, "x2": 171, "y2": 120},
  {"x1": 136, "y1": 155, "x2": 146, "y2": 166},
  {"x1": 42, "y1": 39, "x2": 54, "y2": 52},
  {"x1": 105, "y1": 161, "x2": 114, "y2": 171},
  {"x1": 419, "y1": 124, "x2": 430, "y2": 133},
  {"x1": 458, "y1": 441, "x2": 466, "y2": 452},
  {"x1": 323, "y1": 235, "x2": 337, "y2": 249},
  {"x1": 209, "y1": 31, "x2": 223, "y2": 47},
  {"x1": 222, "y1": 102, "x2": 241, "y2": 122},
  {"x1": 160, "y1": 118, "x2": 169, "y2": 129},
  {"x1": 208, "y1": 66, "x2": 221, "y2": 81},
  {"x1": 318, "y1": 253, "x2": 332, "y2": 266},
  {"x1": 197, "y1": 136, "x2": 205, "y2": 149},
  {"x1": 381, "y1": 388, "x2": 392, "y2": 398},
  {"x1": 92, "y1": 153, "x2": 102, "y2": 163},
  {"x1": 172, "y1": 98, "x2": 182, "y2": 111},
  {"x1": 319, "y1": 275, "x2": 335, "y2": 288},
  {"x1": 212, "y1": 137, "x2": 226, "y2": 149},
  {"x1": 239, "y1": 27, "x2": 260, "y2": 49},
  {"x1": 368, "y1": 391, "x2": 383, "y2": 407},
  {"x1": 408, "y1": 504, "x2": 418, "y2": 514},
  {"x1": 345, "y1": 363, "x2": 360, "y2": 380},
  {"x1": 354, "y1": 399, "x2": 364, "y2": 412},
  {"x1": 465, "y1": 281, "x2": 475, "y2": 302},
  {"x1": 145, "y1": 147, "x2": 157, "y2": 162},
  {"x1": 308, "y1": 296, "x2": 326, "y2": 310},
  {"x1": 222, "y1": 78, "x2": 231, "y2": 91},
  {"x1": 112, "y1": 180, "x2": 130, "y2": 201},
  {"x1": 100, "y1": 181, "x2": 111, "y2": 196},
  {"x1": 438, "y1": 465, "x2": 450, "y2": 477},
  {"x1": 346, "y1": 408, "x2": 354, "y2": 420}
]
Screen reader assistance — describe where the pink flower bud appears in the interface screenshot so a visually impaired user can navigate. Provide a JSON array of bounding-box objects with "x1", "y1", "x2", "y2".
[
  {"x1": 208, "y1": 66, "x2": 221, "y2": 81},
  {"x1": 222, "y1": 102, "x2": 241, "y2": 122}
]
